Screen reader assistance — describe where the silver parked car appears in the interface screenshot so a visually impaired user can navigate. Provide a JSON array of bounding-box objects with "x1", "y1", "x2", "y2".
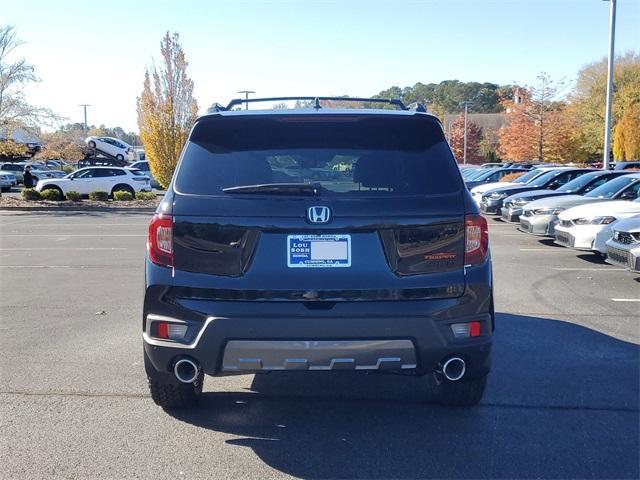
[
  {"x1": 519, "y1": 173, "x2": 640, "y2": 236},
  {"x1": 0, "y1": 171, "x2": 16, "y2": 191},
  {"x1": 605, "y1": 216, "x2": 640, "y2": 273}
]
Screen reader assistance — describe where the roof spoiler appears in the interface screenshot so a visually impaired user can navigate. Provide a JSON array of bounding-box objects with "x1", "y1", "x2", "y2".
[{"x1": 206, "y1": 96, "x2": 427, "y2": 114}]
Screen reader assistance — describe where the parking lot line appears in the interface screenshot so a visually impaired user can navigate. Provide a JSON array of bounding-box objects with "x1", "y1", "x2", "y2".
[
  {"x1": 0, "y1": 247, "x2": 129, "y2": 251},
  {"x1": 553, "y1": 267, "x2": 626, "y2": 272},
  {"x1": 0, "y1": 223, "x2": 149, "y2": 227},
  {"x1": 1, "y1": 234, "x2": 146, "y2": 237},
  {"x1": 0, "y1": 265, "x2": 110, "y2": 269},
  {"x1": 519, "y1": 248, "x2": 566, "y2": 252},
  {"x1": 610, "y1": 298, "x2": 640, "y2": 303}
]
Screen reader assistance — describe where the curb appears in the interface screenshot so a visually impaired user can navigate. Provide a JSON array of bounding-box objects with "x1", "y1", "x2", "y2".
[{"x1": 0, "y1": 206, "x2": 156, "y2": 213}]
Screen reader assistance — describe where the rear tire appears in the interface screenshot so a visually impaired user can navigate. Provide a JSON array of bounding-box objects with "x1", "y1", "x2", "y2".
[
  {"x1": 88, "y1": 140, "x2": 96, "y2": 149},
  {"x1": 428, "y1": 372, "x2": 487, "y2": 407},
  {"x1": 116, "y1": 154, "x2": 124, "y2": 161},
  {"x1": 148, "y1": 371, "x2": 204, "y2": 410},
  {"x1": 145, "y1": 352, "x2": 203, "y2": 410}
]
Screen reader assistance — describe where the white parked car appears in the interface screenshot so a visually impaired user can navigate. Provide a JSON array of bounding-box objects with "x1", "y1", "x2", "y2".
[
  {"x1": 469, "y1": 167, "x2": 558, "y2": 207},
  {"x1": 553, "y1": 199, "x2": 640, "y2": 252},
  {"x1": 605, "y1": 216, "x2": 640, "y2": 273},
  {"x1": 126, "y1": 160, "x2": 161, "y2": 189},
  {"x1": 35, "y1": 166, "x2": 151, "y2": 197},
  {"x1": 85, "y1": 136, "x2": 134, "y2": 161}
]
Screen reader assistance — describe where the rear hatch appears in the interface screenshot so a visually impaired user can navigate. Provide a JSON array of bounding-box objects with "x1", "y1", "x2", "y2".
[{"x1": 169, "y1": 112, "x2": 468, "y2": 301}]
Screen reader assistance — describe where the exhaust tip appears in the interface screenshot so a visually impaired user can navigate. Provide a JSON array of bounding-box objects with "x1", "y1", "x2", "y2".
[
  {"x1": 442, "y1": 357, "x2": 466, "y2": 382},
  {"x1": 174, "y1": 358, "x2": 199, "y2": 383}
]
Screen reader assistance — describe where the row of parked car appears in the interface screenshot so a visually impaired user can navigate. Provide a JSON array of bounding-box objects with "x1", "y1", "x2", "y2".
[
  {"x1": 460, "y1": 164, "x2": 640, "y2": 274},
  {"x1": 0, "y1": 160, "x2": 70, "y2": 190},
  {"x1": 0, "y1": 160, "x2": 161, "y2": 196}
]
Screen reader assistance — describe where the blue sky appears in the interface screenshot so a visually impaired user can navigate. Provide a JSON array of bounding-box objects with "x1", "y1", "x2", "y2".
[{"x1": 4, "y1": 0, "x2": 639, "y2": 132}]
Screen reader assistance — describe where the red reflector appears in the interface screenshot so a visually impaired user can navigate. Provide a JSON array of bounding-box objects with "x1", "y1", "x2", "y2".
[
  {"x1": 469, "y1": 321, "x2": 481, "y2": 337},
  {"x1": 156, "y1": 322, "x2": 169, "y2": 339}
]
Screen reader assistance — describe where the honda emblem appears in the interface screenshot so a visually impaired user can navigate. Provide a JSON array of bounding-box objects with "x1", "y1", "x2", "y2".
[{"x1": 307, "y1": 206, "x2": 331, "y2": 224}]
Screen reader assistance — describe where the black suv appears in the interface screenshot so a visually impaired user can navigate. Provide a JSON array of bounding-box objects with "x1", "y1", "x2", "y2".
[{"x1": 143, "y1": 97, "x2": 493, "y2": 409}]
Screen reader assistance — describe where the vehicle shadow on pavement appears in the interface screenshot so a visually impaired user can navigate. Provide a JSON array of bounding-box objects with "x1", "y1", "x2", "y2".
[
  {"x1": 169, "y1": 313, "x2": 639, "y2": 479},
  {"x1": 537, "y1": 238, "x2": 564, "y2": 248},
  {"x1": 575, "y1": 253, "x2": 609, "y2": 265}
]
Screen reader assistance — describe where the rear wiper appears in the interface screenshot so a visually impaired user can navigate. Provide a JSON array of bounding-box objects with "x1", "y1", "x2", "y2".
[{"x1": 222, "y1": 183, "x2": 324, "y2": 196}]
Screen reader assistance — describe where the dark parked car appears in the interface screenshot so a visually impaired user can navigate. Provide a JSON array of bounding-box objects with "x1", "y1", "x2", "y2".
[
  {"x1": 479, "y1": 167, "x2": 593, "y2": 214},
  {"x1": 143, "y1": 97, "x2": 494, "y2": 409},
  {"x1": 465, "y1": 167, "x2": 528, "y2": 190},
  {"x1": 614, "y1": 162, "x2": 640, "y2": 171}
]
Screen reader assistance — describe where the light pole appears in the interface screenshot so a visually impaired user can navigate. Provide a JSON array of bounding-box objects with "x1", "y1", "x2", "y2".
[
  {"x1": 602, "y1": 0, "x2": 617, "y2": 170},
  {"x1": 237, "y1": 90, "x2": 255, "y2": 110},
  {"x1": 460, "y1": 101, "x2": 473, "y2": 164},
  {"x1": 79, "y1": 104, "x2": 91, "y2": 130}
]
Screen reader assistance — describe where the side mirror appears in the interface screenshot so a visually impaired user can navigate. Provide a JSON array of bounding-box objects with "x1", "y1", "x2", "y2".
[{"x1": 620, "y1": 190, "x2": 637, "y2": 200}]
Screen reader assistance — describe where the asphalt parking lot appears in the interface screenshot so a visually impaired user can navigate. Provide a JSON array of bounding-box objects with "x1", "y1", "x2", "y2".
[{"x1": 0, "y1": 211, "x2": 638, "y2": 479}]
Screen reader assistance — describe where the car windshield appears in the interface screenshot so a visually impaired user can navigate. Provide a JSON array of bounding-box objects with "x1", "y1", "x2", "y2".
[
  {"x1": 584, "y1": 175, "x2": 638, "y2": 198},
  {"x1": 471, "y1": 169, "x2": 502, "y2": 181},
  {"x1": 465, "y1": 168, "x2": 493, "y2": 180},
  {"x1": 461, "y1": 168, "x2": 481, "y2": 179},
  {"x1": 527, "y1": 170, "x2": 564, "y2": 187},
  {"x1": 175, "y1": 116, "x2": 461, "y2": 197},
  {"x1": 556, "y1": 172, "x2": 598, "y2": 193},
  {"x1": 514, "y1": 169, "x2": 546, "y2": 184}
]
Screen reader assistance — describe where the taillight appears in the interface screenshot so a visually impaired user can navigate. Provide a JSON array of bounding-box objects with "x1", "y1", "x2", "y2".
[
  {"x1": 464, "y1": 215, "x2": 489, "y2": 266},
  {"x1": 148, "y1": 214, "x2": 173, "y2": 267}
]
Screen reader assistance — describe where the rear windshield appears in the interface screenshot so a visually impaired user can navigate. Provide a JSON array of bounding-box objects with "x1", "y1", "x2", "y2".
[{"x1": 174, "y1": 115, "x2": 461, "y2": 197}]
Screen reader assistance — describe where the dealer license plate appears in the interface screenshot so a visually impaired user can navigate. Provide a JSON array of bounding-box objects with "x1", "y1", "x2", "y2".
[{"x1": 287, "y1": 234, "x2": 351, "y2": 268}]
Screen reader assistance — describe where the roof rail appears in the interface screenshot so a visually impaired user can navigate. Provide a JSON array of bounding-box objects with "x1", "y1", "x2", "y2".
[
  {"x1": 407, "y1": 102, "x2": 427, "y2": 113},
  {"x1": 207, "y1": 103, "x2": 226, "y2": 113},
  {"x1": 212, "y1": 96, "x2": 409, "y2": 112}
]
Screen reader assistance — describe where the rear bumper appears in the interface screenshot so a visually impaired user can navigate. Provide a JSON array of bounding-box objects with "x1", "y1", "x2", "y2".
[{"x1": 143, "y1": 310, "x2": 493, "y2": 378}]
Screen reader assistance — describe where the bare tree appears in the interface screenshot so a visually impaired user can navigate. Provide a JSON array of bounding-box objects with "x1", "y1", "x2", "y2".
[
  {"x1": 0, "y1": 25, "x2": 57, "y2": 133},
  {"x1": 522, "y1": 73, "x2": 566, "y2": 161}
]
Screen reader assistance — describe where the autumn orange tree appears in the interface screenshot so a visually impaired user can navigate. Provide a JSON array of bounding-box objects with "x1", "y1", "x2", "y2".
[
  {"x1": 497, "y1": 94, "x2": 538, "y2": 161},
  {"x1": 137, "y1": 32, "x2": 198, "y2": 188},
  {"x1": 498, "y1": 74, "x2": 589, "y2": 163},
  {"x1": 448, "y1": 113, "x2": 483, "y2": 164}
]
